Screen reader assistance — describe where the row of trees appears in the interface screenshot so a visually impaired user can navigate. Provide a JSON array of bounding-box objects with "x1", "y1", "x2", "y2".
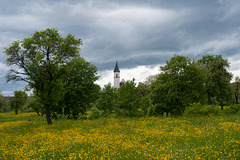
[
  {"x1": 151, "y1": 55, "x2": 234, "y2": 115},
  {"x1": 0, "y1": 94, "x2": 9, "y2": 113},
  {"x1": 0, "y1": 90, "x2": 27, "y2": 114},
  {"x1": 3, "y1": 28, "x2": 239, "y2": 124},
  {"x1": 48, "y1": 54, "x2": 238, "y2": 118},
  {"x1": 96, "y1": 54, "x2": 238, "y2": 117}
]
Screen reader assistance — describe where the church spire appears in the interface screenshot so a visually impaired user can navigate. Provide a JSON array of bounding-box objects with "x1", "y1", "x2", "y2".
[
  {"x1": 114, "y1": 61, "x2": 120, "y2": 72},
  {"x1": 114, "y1": 61, "x2": 120, "y2": 88}
]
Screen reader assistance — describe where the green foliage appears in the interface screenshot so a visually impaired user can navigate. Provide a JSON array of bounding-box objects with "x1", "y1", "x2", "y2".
[
  {"x1": 198, "y1": 55, "x2": 233, "y2": 108},
  {"x1": 223, "y1": 104, "x2": 240, "y2": 115},
  {"x1": 86, "y1": 106, "x2": 103, "y2": 120},
  {"x1": 0, "y1": 94, "x2": 9, "y2": 113},
  {"x1": 143, "y1": 75, "x2": 158, "y2": 86},
  {"x1": 97, "y1": 83, "x2": 116, "y2": 115},
  {"x1": 10, "y1": 90, "x2": 27, "y2": 114},
  {"x1": 4, "y1": 28, "x2": 82, "y2": 124},
  {"x1": 233, "y1": 76, "x2": 240, "y2": 104},
  {"x1": 26, "y1": 94, "x2": 43, "y2": 116},
  {"x1": 150, "y1": 55, "x2": 207, "y2": 115},
  {"x1": 50, "y1": 112, "x2": 75, "y2": 120},
  {"x1": 184, "y1": 103, "x2": 219, "y2": 117},
  {"x1": 139, "y1": 96, "x2": 152, "y2": 116},
  {"x1": 146, "y1": 103, "x2": 158, "y2": 117},
  {"x1": 116, "y1": 79, "x2": 141, "y2": 117},
  {"x1": 138, "y1": 82, "x2": 150, "y2": 97},
  {"x1": 60, "y1": 57, "x2": 100, "y2": 117},
  {"x1": 137, "y1": 82, "x2": 152, "y2": 116}
]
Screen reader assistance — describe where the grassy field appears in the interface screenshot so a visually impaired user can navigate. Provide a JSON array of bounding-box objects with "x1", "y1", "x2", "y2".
[{"x1": 0, "y1": 112, "x2": 240, "y2": 159}]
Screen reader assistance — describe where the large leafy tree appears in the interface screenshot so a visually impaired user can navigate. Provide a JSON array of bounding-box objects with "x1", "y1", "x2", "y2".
[
  {"x1": 10, "y1": 90, "x2": 27, "y2": 114},
  {"x1": 198, "y1": 55, "x2": 233, "y2": 109},
  {"x1": 4, "y1": 28, "x2": 82, "y2": 124},
  {"x1": 59, "y1": 57, "x2": 100, "y2": 117},
  {"x1": 150, "y1": 55, "x2": 207, "y2": 115}
]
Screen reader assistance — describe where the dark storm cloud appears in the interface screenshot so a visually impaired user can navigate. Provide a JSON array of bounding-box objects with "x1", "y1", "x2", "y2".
[
  {"x1": 1, "y1": 0, "x2": 240, "y2": 94},
  {"x1": 80, "y1": 0, "x2": 240, "y2": 65}
]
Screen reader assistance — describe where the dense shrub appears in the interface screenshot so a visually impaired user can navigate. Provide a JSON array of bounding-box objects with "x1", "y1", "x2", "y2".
[
  {"x1": 86, "y1": 106, "x2": 102, "y2": 120},
  {"x1": 0, "y1": 95, "x2": 9, "y2": 113},
  {"x1": 184, "y1": 103, "x2": 219, "y2": 117},
  {"x1": 223, "y1": 104, "x2": 240, "y2": 115}
]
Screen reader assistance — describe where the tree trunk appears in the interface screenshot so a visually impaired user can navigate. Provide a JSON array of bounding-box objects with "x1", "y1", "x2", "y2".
[
  {"x1": 235, "y1": 92, "x2": 238, "y2": 104},
  {"x1": 45, "y1": 104, "x2": 52, "y2": 125},
  {"x1": 35, "y1": 108, "x2": 40, "y2": 116},
  {"x1": 220, "y1": 103, "x2": 224, "y2": 110}
]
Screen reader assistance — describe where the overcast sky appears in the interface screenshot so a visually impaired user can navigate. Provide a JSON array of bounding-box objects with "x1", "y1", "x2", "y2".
[{"x1": 1, "y1": 0, "x2": 240, "y2": 96}]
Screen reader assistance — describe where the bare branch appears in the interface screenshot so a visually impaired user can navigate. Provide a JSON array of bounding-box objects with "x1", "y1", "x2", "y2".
[{"x1": 6, "y1": 73, "x2": 30, "y2": 83}]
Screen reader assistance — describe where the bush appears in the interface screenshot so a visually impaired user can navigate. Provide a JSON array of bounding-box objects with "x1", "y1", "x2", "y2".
[
  {"x1": 184, "y1": 103, "x2": 219, "y2": 117},
  {"x1": 51, "y1": 112, "x2": 75, "y2": 120},
  {"x1": 0, "y1": 95, "x2": 9, "y2": 113},
  {"x1": 147, "y1": 104, "x2": 157, "y2": 116},
  {"x1": 223, "y1": 104, "x2": 240, "y2": 115},
  {"x1": 77, "y1": 113, "x2": 87, "y2": 120},
  {"x1": 86, "y1": 106, "x2": 102, "y2": 120}
]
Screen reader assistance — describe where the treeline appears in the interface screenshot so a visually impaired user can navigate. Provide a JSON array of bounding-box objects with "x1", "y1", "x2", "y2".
[
  {"x1": 2, "y1": 28, "x2": 240, "y2": 124},
  {"x1": 92, "y1": 54, "x2": 240, "y2": 118},
  {"x1": 51, "y1": 54, "x2": 240, "y2": 118},
  {"x1": 2, "y1": 54, "x2": 240, "y2": 120}
]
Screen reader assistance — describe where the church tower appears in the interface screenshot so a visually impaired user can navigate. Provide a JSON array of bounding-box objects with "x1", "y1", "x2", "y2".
[{"x1": 113, "y1": 61, "x2": 120, "y2": 88}]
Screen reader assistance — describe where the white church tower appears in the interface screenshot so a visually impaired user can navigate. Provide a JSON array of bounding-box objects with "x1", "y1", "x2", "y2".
[{"x1": 113, "y1": 61, "x2": 120, "y2": 88}]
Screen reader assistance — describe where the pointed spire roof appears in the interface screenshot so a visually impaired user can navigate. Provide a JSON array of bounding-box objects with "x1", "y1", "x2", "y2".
[{"x1": 114, "y1": 61, "x2": 120, "y2": 72}]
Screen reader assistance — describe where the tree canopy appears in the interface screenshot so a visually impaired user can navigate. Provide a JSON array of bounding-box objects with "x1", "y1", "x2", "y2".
[
  {"x1": 116, "y1": 79, "x2": 141, "y2": 117},
  {"x1": 10, "y1": 90, "x2": 27, "y2": 114},
  {"x1": 233, "y1": 76, "x2": 240, "y2": 104},
  {"x1": 59, "y1": 57, "x2": 100, "y2": 117},
  {"x1": 97, "y1": 83, "x2": 116, "y2": 115},
  {"x1": 151, "y1": 55, "x2": 207, "y2": 115},
  {"x1": 0, "y1": 94, "x2": 9, "y2": 113},
  {"x1": 4, "y1": 28, "x2": 82, "y2": 124},
  {"x1": 198, "y1": 55, "x2": 233, "y2": 109}
]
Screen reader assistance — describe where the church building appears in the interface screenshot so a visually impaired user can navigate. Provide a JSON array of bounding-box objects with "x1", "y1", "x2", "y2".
[{"x1": 113, "y1": 61, "x2": 125, "y2": 88}]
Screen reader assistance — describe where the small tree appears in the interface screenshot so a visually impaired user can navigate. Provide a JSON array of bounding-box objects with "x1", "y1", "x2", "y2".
[
  {"x1": 4, "y1": 28, "x2": 82, "y2": 124},
  {"x1": 97, "y1": 83, "x2": 117, "y2": 115},
  {"x1": 198, "y1": 55, "x2": 233, "y2": 109},
  {"x1": 10, "y1": 90, "x2": 27, "y2": 114},
  {"x1": 60, "y1": 57, "x2": 100, "y2": 118},
  {"x1": 0, "y1": 94, "x2": 9, "y2": 113},
  {"x1": 116, "y1": 79, "x2": 141, "y2": 117},
  {"x1": 233, "y1": 76, "x2": 240, "y2": 104}
]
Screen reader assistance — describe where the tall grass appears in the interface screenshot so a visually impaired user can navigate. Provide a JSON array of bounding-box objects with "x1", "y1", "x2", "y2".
[{"x1": 0, "y1": 112, "x2": 240, "y2": 159}]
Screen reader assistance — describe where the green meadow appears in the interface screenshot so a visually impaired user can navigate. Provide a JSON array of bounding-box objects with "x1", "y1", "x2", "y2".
[{"x1": 0, "y1": 112, "x2": 240, "y2": 159}]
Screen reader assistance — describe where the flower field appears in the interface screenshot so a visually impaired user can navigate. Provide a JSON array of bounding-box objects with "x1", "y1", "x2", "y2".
[{"x1": 0, "y1": 112, "x2": 240, "y2": 159}]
